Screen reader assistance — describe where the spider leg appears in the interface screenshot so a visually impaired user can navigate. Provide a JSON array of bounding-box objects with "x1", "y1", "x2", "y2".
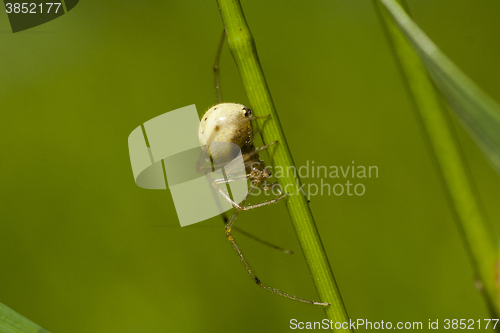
[
  {"x1": 212, "y1": 178, "x2": 293, "y2": 254},
  {"x1": 223, "y1": 187, "x2": 329, "y2": 306},
  {"x1": 249, "y1": 115, "x2": 279, "y2": 167},
  {"x1": 212, "y1": 181, "x2": 287, "y2": 217},
  {"x1": 260, "y1": 181, "x2": 283, "y2": 194},
  {"x1": 225, "y1": 231, "x2": 329, "y2": 305},
  {"x1": 212, "y1": 174, "x2": 251, "y2": 184},
  {"x1": 214, "y1": 29, "x2": 226, "y2": 104},
  {"x1": 243, "y1": 140, "x2": 278, "y2": 163},
  {"x1": 230, "y1": 226, "x2": 294, "y2": 254}
]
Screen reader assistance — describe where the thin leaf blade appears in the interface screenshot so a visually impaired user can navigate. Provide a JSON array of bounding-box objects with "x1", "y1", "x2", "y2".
[
  {"x1": 380, "y1": 0, "x2": 500, "y2": 175},
  {"x1": 0, "y1": 302, "x2": 50, "y2": 333}
]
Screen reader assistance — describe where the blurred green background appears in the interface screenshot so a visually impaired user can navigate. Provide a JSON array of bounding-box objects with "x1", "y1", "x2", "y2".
[{"x1": 1, "y1": 1, "x2": 500, "y2": 332}]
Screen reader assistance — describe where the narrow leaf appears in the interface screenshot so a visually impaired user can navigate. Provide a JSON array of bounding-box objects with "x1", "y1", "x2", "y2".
[
  {"x1": 0, "y1": 302, "x2": 50, "y2": 333},
  {"x1": 380, "y1": 0, "x2": 500, "y2": 175}
]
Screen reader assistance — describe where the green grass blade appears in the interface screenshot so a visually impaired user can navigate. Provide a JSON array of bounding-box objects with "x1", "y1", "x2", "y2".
[
  {"x1": 379, "y1": 0, "x2": 500, "y2": 176},
  {"x1": 0, "y1": 302, "x2": 50, "y2": 333},
  {"x1": 375, "y1": 0, "x2": 500, "y2": 319},
  {"x1": 217, "y1": 0, "x2": 352, "y2": 329}
]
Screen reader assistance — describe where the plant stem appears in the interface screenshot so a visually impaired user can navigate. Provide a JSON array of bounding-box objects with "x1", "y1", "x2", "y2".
[
  {"x1": 375, "y1": 0, "x2": 500, "y2": 320},
  {"x1": 216, "y1": 0, "x2": 352, "y2": 329}
]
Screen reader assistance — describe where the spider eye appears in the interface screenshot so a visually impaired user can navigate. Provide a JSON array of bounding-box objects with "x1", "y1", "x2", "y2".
[{"x1": 243, "y1": 107, "x2": 252, "y2": 117}]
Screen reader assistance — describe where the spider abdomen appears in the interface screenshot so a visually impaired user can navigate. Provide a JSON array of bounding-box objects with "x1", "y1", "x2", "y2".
[{"x1": 198, "y1": 103, "x2": 253, "y2": 163}]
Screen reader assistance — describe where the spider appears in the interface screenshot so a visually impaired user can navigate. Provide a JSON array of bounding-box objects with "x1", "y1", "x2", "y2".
[{"x1": 196, "y1": 30, "x2": 329, "y2": 306}]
